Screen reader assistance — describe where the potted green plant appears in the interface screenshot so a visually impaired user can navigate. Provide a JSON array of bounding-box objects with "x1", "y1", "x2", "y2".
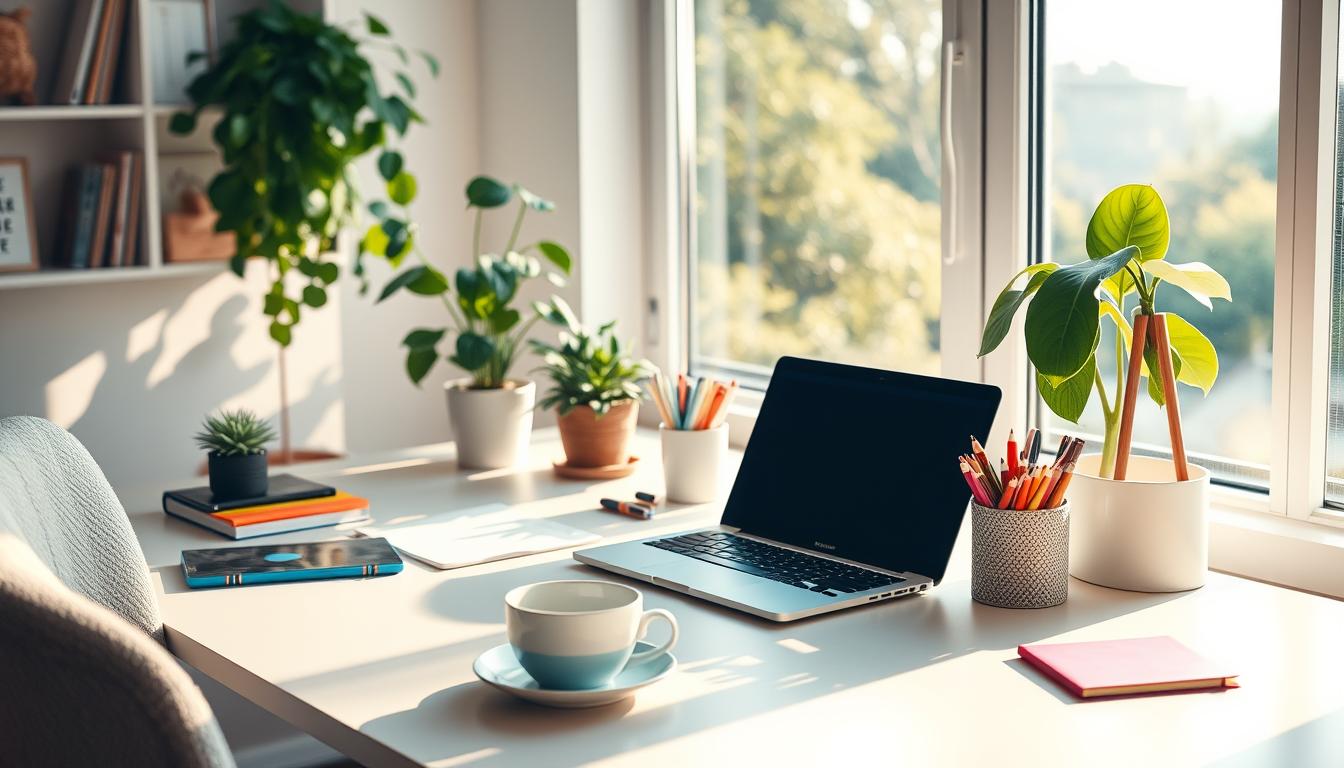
[
  {"x1": 371, "y1": 176, "x2": 574, "y2": 469},
  {"x1": 195, "y1": 409, "x2": 277, "y2": 501},
  {"x1": 531, "y1": 317, "x2": 653, "y2": 472},
  {"x1": 979, "y1": 184, "x2": 1231, "y2": 592},
  {"x1": 171, "y1": 3, "x2": 435, "y2": 463}
]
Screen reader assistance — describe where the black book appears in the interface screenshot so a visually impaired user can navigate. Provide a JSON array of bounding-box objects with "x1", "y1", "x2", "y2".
[{"x1": 163, "y1": 474, "x2": 336, "y2": 513}]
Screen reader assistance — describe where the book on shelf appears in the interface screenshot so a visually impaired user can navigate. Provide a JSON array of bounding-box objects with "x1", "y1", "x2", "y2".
[
  {"x1": 63, "y1": 165, "x2": 104, "y2": 269},
  {"x1": 52, "y1": 0, "x2": 131, "y2": 106},
  {"x1": 53, "y1": 0, "x2": 105, "y2": 105},
  {"x1": 162, "y1": 477, "x2": 369, "y2": 539},
  {"x1": 59, "y1": 155, "x2": 144, "y2": 270}
]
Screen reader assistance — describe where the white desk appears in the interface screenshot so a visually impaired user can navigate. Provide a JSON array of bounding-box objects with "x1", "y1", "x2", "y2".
[{"x1": 125, "y1": 428, "x2": 1344, "y2": 768}]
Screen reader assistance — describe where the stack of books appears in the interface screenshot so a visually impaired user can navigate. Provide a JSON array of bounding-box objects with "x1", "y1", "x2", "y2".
[
  {"x1": 60, "y1": 153, "x2": 143, "y2": 269},
  {"x1": 54, "y1": 0, "x2": 132, "y2": 105},
  {"x1": 162, "y1": 474, "x2": 370, "y2": 539}
]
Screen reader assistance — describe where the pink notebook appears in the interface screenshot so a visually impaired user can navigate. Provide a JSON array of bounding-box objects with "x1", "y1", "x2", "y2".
[{"x1": 1018, "y1": 636, "x2": 1239, "y2": 698}]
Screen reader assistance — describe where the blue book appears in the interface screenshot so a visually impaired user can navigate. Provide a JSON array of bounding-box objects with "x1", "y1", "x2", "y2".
[
  {"x1": 66, "y1": 165, "x2": 103, "y2": 268},
  {"x1": 180, "y1": 538, "x2": 403, "y2": 589}
]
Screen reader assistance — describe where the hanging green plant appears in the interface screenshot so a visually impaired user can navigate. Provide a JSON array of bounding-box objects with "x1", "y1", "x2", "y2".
[{"x1": 171, "y1": 2, "x2": 437, "y2": 347}]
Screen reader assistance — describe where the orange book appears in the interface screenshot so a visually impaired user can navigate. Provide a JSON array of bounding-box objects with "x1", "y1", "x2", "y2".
[{"x1": 213, "y1": 491, "x2": 369, "y2": 528}]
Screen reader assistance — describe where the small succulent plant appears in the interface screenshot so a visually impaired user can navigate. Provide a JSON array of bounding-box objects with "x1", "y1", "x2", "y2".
[
  {"x1": 531, "y1": 319, "x2": 653, "y2": 416},
  {"x1": 194, "y1": 409, "x2": 277, "y2": 456}
]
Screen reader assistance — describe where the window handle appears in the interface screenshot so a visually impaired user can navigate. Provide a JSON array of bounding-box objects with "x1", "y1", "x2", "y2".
[{"x1": 941, "y1": 38, "x2": 964, "y2": 266}]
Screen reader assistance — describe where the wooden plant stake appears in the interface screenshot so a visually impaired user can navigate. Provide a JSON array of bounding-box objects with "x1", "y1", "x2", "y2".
[
  {"x1": 1113, "y1": 312, "x2": 1150, "y2": 481},
  {"x1": 1150, "y1": 314, "x2": 1190, "y2": 481}
]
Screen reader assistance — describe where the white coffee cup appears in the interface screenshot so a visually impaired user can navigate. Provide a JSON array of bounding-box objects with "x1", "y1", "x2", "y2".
[
  {"x1": 504, "y1": 580, "x2": 678, "y2": 690},
  {"x1": 660, "y1": 423, "x2": 728, "y2": 503}
]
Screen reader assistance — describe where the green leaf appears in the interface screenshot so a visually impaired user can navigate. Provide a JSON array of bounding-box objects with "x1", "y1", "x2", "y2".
[
  {"x1": 403, "y1": 328, "x2": 446, "y2": 349},
  {"x1": 534, "y1": 296, "x2": 579, "y2": 330},
  {"x1": 1024, "y1": 246, "x2": 1138, "y2": 377},
  {"x1": 1143, "y1": 260, "x2": 1232, "y2": 310},
  {"x1": 377, "y1": 151, "x2": 403, "y2": 182},
  {"x1": 1085, "y1": 184, "x2": 1170, "y2": 262},
  {"x1": 1099, "y1": 299, "x2": 1133, "y2": 348},
  {"x1": 395, "y1": 72, "x2": 416, "y2": 98},
  {"x1": 169, "y1": 112, "x2": 196, "y2": 135},
  {"x1": 406, "y1": 266, "x2": 448, "y2": 295},
  {"x1": 517, "y1": 187, "x2": 555, "y2": 211},
  {"x1": 1142, "y1": 327, "x2": 1183, "y2": 406},
  {"x1": 269, "y1": 321, "x2": 292, "y2": 347},
  {"x1": 488, "y1": 308, "x2": 521, "y2": 334},
  {"x1": 361, "y1": 224, "x2": 389, "y2": 256},
  {"x1": 979, "y1": 263, "x2": 1058, "y2": 357},
  {"x1": 537, "y1": 241, "x2": 572, "y2": 274},
  {"x1": 1163, "y1": 313, "x2": 1218, "y2": 395},
  {"x1": 302, "y1": 285, "x2": 327, "y2": 308},
  {"x1": 406, "y1": 347, "x2": 437, "y2": 384},
  {"x1": 315, "y1": 262, "x2": 338, "y2": 284},
  {"x1": 388, "y1": 171, "x2": 417, "y2": 205},
  {"x1": 466, "y1": 176, "x2": 511, "y2": 208},
  {"x1": 419, "y1": 50, "x2": 440, "y2": 77},
  {"x1": 382, "y1": 218, "x2": 409, "y2": 259},
  {"x1": 1037, "y1": 356, "x2": 1095, "y2": 423},
  {"x1": 365, "y1": 12, "x2": 390, "y2": 35},
  {"x1": 454, "y1": 333, "x2": 495, "y2": 372},
  {"x1": 378, "y1": 266, "x2": 444, "y2": 302}
]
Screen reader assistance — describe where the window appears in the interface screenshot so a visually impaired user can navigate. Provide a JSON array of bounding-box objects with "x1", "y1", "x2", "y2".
[
  {"x1": 689, "y1": 0, "x2": 945, "y2": 386},
  {"x1": 1037, "y1": 1, "x2": 1281, "y2": 490},
  {"x1": 668, "y1": 0, "x2": 1344, "y2": 528}
]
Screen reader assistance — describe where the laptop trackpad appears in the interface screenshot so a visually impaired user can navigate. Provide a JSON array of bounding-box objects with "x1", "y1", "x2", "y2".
[{"x1": 647, "y1": 556, "x2": 832, "y2": 613}]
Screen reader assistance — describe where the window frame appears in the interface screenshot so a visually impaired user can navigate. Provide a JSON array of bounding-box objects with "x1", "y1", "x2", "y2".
[{"x1": 647, "y1": 0, "x2": 1344, "y2": 529}]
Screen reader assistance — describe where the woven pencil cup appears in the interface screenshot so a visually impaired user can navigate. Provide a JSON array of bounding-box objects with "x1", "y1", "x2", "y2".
[{"x1": 970, "y1": 501, "x2": 1070, "y2": 609}]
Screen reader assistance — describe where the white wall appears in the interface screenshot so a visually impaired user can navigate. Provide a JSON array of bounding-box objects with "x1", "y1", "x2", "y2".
[{"x1": 0, "y1": 1, "x2": 482, "y2": 487}]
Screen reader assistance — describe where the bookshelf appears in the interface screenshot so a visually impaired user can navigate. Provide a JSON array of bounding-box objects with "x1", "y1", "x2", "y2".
[{"x1": 0, "y1": 0, "x2": 318, "y2": 291}]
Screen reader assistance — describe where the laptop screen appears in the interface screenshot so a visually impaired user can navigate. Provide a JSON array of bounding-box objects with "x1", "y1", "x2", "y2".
[{"x1": 720, "y1": 357, "x2": 1001, "y2": 583}]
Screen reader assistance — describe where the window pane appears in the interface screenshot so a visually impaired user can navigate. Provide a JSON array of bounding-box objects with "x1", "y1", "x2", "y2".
[
  {"x1": 1325, "y1": 11, "x2": 1344, "y2": 506},
  {"x1": 691, "y1": 0, "x2": 942, "y2": 385},
  {"x1": 1041, "y1": 1, "x2": 1280, "y2": 488}
]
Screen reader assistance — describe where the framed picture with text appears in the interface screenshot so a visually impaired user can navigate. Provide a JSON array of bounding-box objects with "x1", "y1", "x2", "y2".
[{"x1": 0, "y1": 157, "x2": 38, "y2": 272}]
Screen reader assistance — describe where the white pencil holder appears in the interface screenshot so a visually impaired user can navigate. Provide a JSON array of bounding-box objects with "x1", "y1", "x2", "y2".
[{"x1": 660, "y1": 424, "x2": 728, "y2": 503}]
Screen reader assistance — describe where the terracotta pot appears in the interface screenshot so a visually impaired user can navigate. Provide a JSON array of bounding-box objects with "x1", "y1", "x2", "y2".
[{"x1": 556, "y1": 401, "x2": 639, "y2": 468}]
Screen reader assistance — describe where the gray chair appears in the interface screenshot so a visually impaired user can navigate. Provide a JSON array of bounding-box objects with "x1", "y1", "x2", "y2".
[{"x1": 0, "y1": 415, "x2": 235, "y2": 768}]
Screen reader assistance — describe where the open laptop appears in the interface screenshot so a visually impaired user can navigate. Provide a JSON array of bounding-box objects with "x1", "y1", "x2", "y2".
[{"x1": 574, "y1": 356, "x2": 1001, "y2": 622}]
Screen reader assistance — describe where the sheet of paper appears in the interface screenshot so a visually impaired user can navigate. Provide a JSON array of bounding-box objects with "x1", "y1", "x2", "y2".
[{"x1": 355, "y1": 503, "x2": 600, "y2": 570}]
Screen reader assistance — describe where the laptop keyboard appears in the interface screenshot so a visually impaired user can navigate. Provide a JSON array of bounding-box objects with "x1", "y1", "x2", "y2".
[{"x1": 645, "y1": 531, "x2": 906, "y2": 597}]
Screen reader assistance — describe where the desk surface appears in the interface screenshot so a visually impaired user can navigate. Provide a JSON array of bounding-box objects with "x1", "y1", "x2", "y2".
[{"x1": 126, "y1": 429, "x2": 1344, "y2": 768}]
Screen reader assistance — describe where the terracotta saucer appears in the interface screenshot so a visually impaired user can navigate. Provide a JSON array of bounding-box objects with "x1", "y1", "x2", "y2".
[{"x1": 552, "y1": 455, "x2": 640, "y2": 480}]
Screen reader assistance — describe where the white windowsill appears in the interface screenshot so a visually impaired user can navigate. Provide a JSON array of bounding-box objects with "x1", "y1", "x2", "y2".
[{"x1": 648, "y1": 387, "x2": 1344, "y2": 599}]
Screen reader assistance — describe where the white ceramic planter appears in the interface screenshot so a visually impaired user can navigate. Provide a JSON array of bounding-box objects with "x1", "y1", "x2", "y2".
[
  {"x1": 660, "y1": 424, "x2": 728, "y2": 503},
  {"x1": 444, "y1": 379, "x2": 535, "y2": 469},
  {"x1": 1067, "y1": 453, "x2": 1209, "y2": 593}
]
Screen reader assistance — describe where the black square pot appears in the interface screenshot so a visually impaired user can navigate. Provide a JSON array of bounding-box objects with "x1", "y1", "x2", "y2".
[{"x1": 207, "y1": 451, "x2": 269, "y2": 501}]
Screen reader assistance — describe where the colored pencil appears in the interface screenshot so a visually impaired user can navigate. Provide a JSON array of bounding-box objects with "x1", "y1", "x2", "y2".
[
  {"x1": 676, "y1": 374, "x2": 688, "y2": 418},
  {"x1": 1028, "y1": 467, "x2": 1055, "y2": 510},
  {"x1": 998, "y1": 477, "x2": 1018, "y2": 509},
  {"x1": 1046, "y1": 466, "x2": 1074, "y2": 508},
  {"x1": 648, "y1": 377, "x2": 675, "y2": 429},
  {"x1": 1013, "y1": 471, "x2": 1035, "y2": 510},
  {"x1": 960, "y1": 461, "x2": 991, "y2": 505},
  {"x1": 709, "y1": 381, "x2": 739, "y2": 428},
  {"x1": 1006, "y1": 429, "x2": 1019, "y2": 476},
  {"x1": 999, "y1": 458, "x2": 1008, "y2": 488}
]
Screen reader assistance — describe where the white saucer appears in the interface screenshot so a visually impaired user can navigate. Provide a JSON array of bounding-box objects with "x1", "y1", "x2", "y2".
[{"x1": 472, "y1": 641, "x2": 676, "y2": 708}]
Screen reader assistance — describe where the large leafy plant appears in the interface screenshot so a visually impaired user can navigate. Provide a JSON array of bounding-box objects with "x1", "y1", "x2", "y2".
[
  {"x1": 171, "y1": 2, "x2": 436, "y2": 347},
  {"x1": 531, "y1": 317, "x2": 653, "y2": 416},
  {"x1": 979, "y1": 184, "x2": 1231, "y2": 478},
  {"x1": 377, "y1": 177, "x2": 574, "y2": 389}
]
